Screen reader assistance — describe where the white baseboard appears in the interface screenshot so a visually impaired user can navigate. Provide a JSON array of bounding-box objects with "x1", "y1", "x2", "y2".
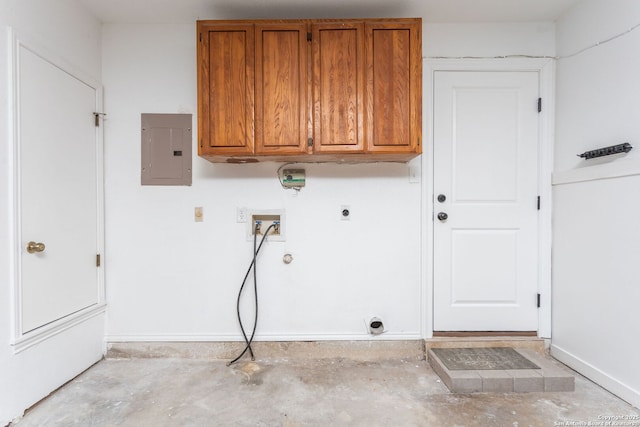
[
  {"x1": 551, "y1": 344, "x2": 640, "y2": 408},
  {"x1": 104, "y1": 332, "x2": 422, "y2": 343},
  {"x1": 12, "y1": 304, "x2": 106, "y2": 353}
]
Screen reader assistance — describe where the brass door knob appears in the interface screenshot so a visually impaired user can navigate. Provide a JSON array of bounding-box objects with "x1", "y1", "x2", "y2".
[{"x1": 26, "y1": 241, "x2": 45, "y2": 254}]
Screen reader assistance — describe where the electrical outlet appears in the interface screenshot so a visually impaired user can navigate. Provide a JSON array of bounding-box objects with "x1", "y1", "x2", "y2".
[
  {"x1": 237, "y1": 207, "x2": 247, "y2": 223},
  {"x1": 340, "y1": 205, "x2": 351, "y2": 220}
]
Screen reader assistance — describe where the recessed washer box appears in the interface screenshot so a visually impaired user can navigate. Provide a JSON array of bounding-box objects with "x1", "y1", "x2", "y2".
[
  {"x1": 141, "y1": 113, "x2": 192, "y2": 186},
  {"x1": 247, "y1": 209, "x2": 285, "y2": 242}
]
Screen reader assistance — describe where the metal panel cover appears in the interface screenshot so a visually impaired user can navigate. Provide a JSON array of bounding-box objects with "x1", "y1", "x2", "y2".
[{"x1": 141, "y1": 114, "x2": 192, "y2": 185}]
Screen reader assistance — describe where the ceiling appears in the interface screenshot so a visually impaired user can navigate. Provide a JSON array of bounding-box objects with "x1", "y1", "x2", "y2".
[{"x1": 78, "y1": 0, "x2": 583, "y2": 24}]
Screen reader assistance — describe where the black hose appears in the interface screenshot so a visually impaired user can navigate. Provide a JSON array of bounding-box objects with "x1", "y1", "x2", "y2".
[
  {"x1": 233, "y1": 225, "x2": 258, "y2": 360},
  {"x1": 228, "y1": 223, "x2": 276, "y2": 366}
]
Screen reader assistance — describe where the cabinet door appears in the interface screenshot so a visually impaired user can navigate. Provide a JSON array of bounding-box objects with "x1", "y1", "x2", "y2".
[
  {"x1": 365, "y1": 20, "x2": 422, "y2": 154},
  {"x1": 255, "y1": 23, "x2": 309, "y2": 155},
  {"x1": 312, "y1": 22, "x2": 365, "y2": 153},
  {"x1": 198, "y1": 23, "x2": 255, "y2": 157}
]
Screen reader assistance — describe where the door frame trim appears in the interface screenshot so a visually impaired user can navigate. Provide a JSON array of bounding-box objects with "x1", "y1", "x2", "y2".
[
  {"x1": 421, "y1": 58, "x2": 555, "y2": 339},
  {"x1": 8, "y1": 28, "x2": 106, "y2": 351}
]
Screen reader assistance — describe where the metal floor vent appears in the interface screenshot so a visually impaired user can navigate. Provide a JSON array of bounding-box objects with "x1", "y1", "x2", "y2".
[{"x1": 431, "y1": 347, "x2": 540, "y2": 371}]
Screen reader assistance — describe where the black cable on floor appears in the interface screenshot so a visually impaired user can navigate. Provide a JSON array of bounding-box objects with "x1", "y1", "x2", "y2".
[{"x1": 228, "y1": 223, "x2": 276, "y2": 366}]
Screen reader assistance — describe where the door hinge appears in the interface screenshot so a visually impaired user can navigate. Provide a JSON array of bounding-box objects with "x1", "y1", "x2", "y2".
[
  {"x1": 537, "y1": 196, "x2": 541, "y2": 210},
  {"x1": 96, "y1": 254, "x2": 101, "y2": 267},
  {"x1": 199, "y1": 33, "x2": 202, "y2": 42},
  {"x1": 537, "y1": 293, "x2": 541, "y2": 308},
  {"x1": 307, "y1": 32, "x2": 312, "y2": 42},
  {"x1": 537, "y1": 98, "x2": 542, "y2": 113},
  {"x1": 94, "y1": 112, "x2": 106, "y2": 127},
  {"x1": 307, "y1": 137, "x2": 313, "y2": 147},
  {"x1": 200, "y1": 139, "x2": 203, "y2": 148}
]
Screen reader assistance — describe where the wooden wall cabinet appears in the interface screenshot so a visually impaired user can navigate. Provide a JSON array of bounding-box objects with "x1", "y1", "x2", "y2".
[{"x1": 197, "y1": 18, "x2": 421, "y2": 163}]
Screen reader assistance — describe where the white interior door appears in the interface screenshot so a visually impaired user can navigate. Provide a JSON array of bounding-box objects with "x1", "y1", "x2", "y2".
[
  {"x1": 19, "y1": 46, "x2": 100, "y2": 334},
  {"x1": 433, "y1": 71, "x2": 539, "y2": 332}
]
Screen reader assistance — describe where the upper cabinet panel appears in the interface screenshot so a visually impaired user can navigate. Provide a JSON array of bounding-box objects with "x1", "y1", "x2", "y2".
[
  {"x1": 198, "y1": 22, "x2": 255, "y2": 157},
  {"x1": 197, "y1": 18, "x2": 422, "y2": 163},
  {"x1": 255, "y1": 23, "x2": 309, "y2": 155},
  {"x1": 366, "y1": 21, "x2": 422, "y2": 154},
  {"x1": 312, "y1": 22, "x2": 365, "y2": 154}
]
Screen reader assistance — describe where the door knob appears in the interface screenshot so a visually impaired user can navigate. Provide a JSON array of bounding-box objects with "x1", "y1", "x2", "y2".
[
  {"x1": 26, "y1": 241, "x2": 45, "y2": 254},
  {"x1": 437, "y1": 212, "x2": 448, "y2": 221}
]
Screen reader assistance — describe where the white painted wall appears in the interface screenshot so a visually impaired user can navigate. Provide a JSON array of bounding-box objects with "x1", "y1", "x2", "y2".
[
  {"x1": 102, "y1": 25, "x2": 422, "y2": 341},
  {"x1": 102, "y1": 20, "x2": 555, "y2": 342},
  {"x1": 552, "y1": 0, "x2": 640, "y2": 408},
  {"x1": 0, "y1": 0, "x2": 104, "y2": 423},
  {"x1": 424, "y1": 22, "x2": 555, "y2": 58}
]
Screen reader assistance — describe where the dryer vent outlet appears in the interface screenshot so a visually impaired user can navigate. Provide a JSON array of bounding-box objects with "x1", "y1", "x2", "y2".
[{"x1": 368, "y1": 317, "x2": 385, "y2": 335}]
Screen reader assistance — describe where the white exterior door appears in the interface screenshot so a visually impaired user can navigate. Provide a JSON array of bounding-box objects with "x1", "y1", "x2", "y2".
[
  {"x1": 19, "y1": 46, "x2": 100, "y2": 334},
  {"x1": 433, "y1": 71, "x2": 539, "y2": 331}
]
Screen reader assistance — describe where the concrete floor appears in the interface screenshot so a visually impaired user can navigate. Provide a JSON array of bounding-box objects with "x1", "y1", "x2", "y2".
[{"x1": 11, "y1": 356, "x2": 640, "y2": 426}]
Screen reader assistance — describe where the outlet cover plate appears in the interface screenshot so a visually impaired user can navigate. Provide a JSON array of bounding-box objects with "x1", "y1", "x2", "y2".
[
  {"x1": 194, "y1": 206, "x2": 203, "y2": 222},
  {"x1": 236, "y1": 207, "x2": 247, "y2": 223},
  {"x1": 340, "y1": 205, "x2": 351, "y2": 220}
]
